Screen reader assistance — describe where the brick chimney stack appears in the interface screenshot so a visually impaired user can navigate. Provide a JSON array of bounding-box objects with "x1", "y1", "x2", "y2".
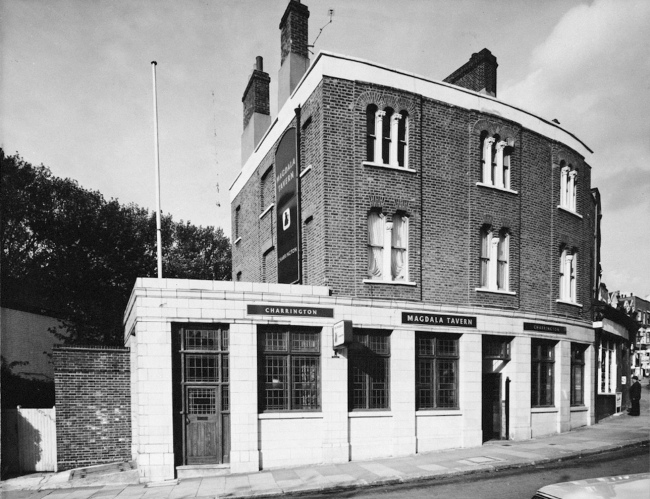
[
  {"x1": 443, "y1": 48, "x2": 498, "y2": 97},
  {"x1": 278, "y1": 0, "x2": 310, "y2": 109},
  {"x1": 241, "y1": 56, "x2": 271, "y2": 165}
]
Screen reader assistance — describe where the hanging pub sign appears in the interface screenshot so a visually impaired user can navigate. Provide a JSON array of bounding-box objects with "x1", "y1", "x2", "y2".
[
  {"x1": 332, "y1": 320, "x2": 353, "y2": 350},
  {"x1": 275, "y1": 127, "x2": 301, "y2": 284}
]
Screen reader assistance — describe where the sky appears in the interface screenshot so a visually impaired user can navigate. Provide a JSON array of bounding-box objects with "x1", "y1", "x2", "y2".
[{"x1": 2, "y1": 0, "x2": 649, "y2": 297}]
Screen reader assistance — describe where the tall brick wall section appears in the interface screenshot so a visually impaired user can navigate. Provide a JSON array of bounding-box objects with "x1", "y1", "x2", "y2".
[
  {"x1": 54, "y1": 346, "x2": 131, "y2": 471},
  {"x1": 232, "y1": 74, "x2": 594, "y2": 325}
]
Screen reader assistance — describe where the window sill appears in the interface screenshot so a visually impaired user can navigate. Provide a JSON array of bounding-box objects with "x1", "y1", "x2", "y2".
[
  {"x1": 348, "y1": 411, "x2": 392, "y2": 418},
  {"x1": 557, "y1": 205, "x2": 583, "y2": 219},
  {"x1": 416, "y1": 409, "x2": 461, "y2": 416},
  {"x1": 259, "y1": 412, "x2": 323, "y2": 420},
  {"x1": 570, "y1": 405, "x2": 588, "y2": 412},
  {"x1": 531, "y1": 407, "x2": 558, "y2": 413},
  {"x1": 476, "y1": 287, "x2": 516, "y2": 296},
  {"x1": 364, "y1": 279, "x2": 417, "y2": 287},
  {"x1": 234, "y1": 237, "x2": 242, "y2": 245},
  {"x1": 476, "y1": 182, "x2": 518, "y2": 195},
  {"x1": 363, "y1": 161, "x2": 416, "y2": 174},
  {"x1": 259, "y1": 203, "x2": 274, "y2": 219},
  {"x1": 556, "y1": 299, "x2": 583, "y2": 308}
]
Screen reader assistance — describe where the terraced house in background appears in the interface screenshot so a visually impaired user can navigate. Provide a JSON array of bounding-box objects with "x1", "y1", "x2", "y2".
[{"x1": 125, "y1": 0, "x2": 632, "y2": 484}]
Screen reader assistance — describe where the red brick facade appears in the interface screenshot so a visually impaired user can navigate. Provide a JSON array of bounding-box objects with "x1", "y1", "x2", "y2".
[
  {"x1": 54, "y1": 346, "x2": 131, "y2": 470},
  {"x1": 232, "y1": 67, "x2": 594, "y2": 325}
]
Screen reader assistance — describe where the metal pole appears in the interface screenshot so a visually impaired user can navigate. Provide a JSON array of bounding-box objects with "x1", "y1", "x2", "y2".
[{"x1": 151, "y1": 61, "x2": 163, "y2": 279}]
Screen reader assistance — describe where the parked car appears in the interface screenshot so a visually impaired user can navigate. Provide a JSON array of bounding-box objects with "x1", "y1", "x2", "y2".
[{"x1": 532, "y1": 472, "x2": 650, "y2": 498}]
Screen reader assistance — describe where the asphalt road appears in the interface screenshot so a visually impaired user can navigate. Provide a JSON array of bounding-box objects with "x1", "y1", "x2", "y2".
[{"x1": 297, "y1": 444, "x2": 650, "y2": 499}]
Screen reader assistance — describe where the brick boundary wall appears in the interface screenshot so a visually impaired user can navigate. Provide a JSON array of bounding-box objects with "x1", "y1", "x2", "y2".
[{"x1": 53, "y1": 345, "x2": 131, "y2": 470}]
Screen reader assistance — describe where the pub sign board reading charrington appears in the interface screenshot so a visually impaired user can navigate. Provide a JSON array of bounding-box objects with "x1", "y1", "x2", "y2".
[{"x1": 275, "y1": 127, "x2": 301, "y2": 284}]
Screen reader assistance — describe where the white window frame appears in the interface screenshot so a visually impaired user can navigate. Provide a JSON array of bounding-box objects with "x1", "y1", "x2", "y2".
[
  {"x1": 364, "y1": 105, "x2": 412, "y2": 171},
  {"x1": 598, "y1": 339, "x2": 617, "y2": 394},
  {"x1": 478, "y1": 135, "x2": 517, "y2": 193},
  {"x1": 477, "y1": 229, "x2": 514, "y2": 294},
  {"x1": 558, "y1": 164, "x2": 581, "y2": 216},
  {"x1": 558, "y1": 248, "x2": 580, "y2": 305},
  {"x1": 366, "y1": 212, "x2": 414, "y2": 285}
]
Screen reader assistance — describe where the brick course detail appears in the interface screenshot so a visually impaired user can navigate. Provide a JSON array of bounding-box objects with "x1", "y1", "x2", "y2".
[{"x1": 54, "y1": 346, "x2": 131, "y2": 471}]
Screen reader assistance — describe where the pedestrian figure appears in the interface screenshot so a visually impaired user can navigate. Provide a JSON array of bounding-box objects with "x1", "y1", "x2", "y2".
[{"x1": 629, "y1": 375, "x2": 641, "y2": 416}]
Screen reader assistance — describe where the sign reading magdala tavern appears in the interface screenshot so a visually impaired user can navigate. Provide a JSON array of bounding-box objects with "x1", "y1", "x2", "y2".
[
  {"x1": 247, "y1": 304, "x2": 334, "y2": 318},
  {"x1": 275, "y1": 127, "x2": 301, "y2": 284},
  {"x1": 523, "y1": 322, "x2": 567, "y2": 334},
  {"x1": 402, "y1": 312, "x2": 477, "y2": 328}
]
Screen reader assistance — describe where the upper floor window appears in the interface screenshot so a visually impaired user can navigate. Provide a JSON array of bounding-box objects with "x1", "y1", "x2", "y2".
[
  {"x1": 479, "y1": 227, "x2": 510, "y2": 292},
  {"x1": 481, "y1": 132, "x2": 512, "y2": 190},
  {"x1": 559, "y1": 161, "x2": 578, "y2": 212},
  {"x1": 559, "y1": 247, "x2": 577, "y2": 303},
  {"x1": 367, "y1": 211, "x2": 409, "y2": 283},
  {"x1": 366, "y1": 104, "x2": 409, "y2": 169}
]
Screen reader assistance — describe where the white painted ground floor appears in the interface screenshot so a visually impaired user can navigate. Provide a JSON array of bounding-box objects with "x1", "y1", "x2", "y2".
[{"x1": 124, "y1": 279, "x2": 596, "y2": 483}]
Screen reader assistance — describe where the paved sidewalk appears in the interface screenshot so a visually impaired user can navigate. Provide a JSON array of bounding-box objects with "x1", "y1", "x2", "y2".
[{"x1": 3, "y1": 397, "x2": 648, "y2": 499}]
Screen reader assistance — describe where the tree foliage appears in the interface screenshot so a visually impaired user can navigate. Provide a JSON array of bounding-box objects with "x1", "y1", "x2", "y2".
[{"x1": 1, "y1": 150, "x2": 231, "y2": 345}]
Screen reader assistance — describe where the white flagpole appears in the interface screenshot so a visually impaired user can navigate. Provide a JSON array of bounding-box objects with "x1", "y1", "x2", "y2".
[{"x1": 151, "y1": 61, "x2": 163, "y2": 279}]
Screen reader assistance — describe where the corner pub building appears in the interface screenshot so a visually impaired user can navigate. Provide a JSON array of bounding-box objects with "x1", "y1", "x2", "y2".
[{"x1": 125, "y1": 0, "x2": 600, "y2": 483}]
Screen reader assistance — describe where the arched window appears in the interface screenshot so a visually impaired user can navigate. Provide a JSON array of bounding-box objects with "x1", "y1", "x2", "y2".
[
  {"x1": 480, "y1": 226, "x2": 509, "y2": 292},
  {"x1": 365, "y1": 105, "x2": 409, "y2": 168},
  {"x1": 397, "y1": 110, "x2": 409, "y2": 168},
  {"x1": 366, "y1": 104, "x2": 378, "y2": 162},
  {"x1": 367, "y1": 211, "x2": 384, "y2": 279},
  {"x1": 559, "y1": 247, "x2": 577, "y2": 303},
  {"x1": 367, "y1": 211, "x2": 409, "y2": 282},
  {"x1": 481, "y1": 132, "x2": 512, "y2": 190},
  {"x1": 391, "y1": 214, "x2": 408, "y2": 281},
  {"x1": 559, "y1": 161, "x2": 578, "y2": 212}
]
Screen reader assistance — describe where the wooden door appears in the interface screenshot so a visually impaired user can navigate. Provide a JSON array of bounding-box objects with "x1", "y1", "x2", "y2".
[{"x1": 181, "y1": 327, "x2": 230, "y2": 465}]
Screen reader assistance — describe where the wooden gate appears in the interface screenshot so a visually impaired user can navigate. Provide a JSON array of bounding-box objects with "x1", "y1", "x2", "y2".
[{"x1": 2, "y1": 407, "x2": 57, "y2": 473}]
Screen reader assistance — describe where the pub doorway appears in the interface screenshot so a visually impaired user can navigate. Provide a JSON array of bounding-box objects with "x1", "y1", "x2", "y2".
[
  {"x1": 173, "y1": 325, "x2": 230, "y2": 468},
  {"x1": 482, "y1": 335, "x2": 512, "y2": 442}
]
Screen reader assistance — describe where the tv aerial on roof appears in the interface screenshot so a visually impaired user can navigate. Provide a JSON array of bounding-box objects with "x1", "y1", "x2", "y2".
[{"x1": 308, "y1": 9, "x2": 334, "y2": 54}]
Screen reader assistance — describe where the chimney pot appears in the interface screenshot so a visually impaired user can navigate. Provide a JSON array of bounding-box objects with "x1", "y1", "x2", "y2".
[{"x1": 256, "y1": 56, "x2": 264, "y2": 72}]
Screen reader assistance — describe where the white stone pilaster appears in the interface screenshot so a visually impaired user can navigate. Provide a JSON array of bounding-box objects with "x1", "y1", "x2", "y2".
[
  {"x1": 229, "y1": 323, "x2": 260, "y2": 473},
  {"x1": 391, "y1": 328, "x2": 416, "y2": 455}
]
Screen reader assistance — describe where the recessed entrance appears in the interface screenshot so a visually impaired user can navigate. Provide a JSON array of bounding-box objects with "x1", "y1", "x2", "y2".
[
  {"x1": 482, "y1": 335, "x2": 511, "y2": 442},
  {"x1": 482, "y1": 373, "x2": 501, "y2": 442}
]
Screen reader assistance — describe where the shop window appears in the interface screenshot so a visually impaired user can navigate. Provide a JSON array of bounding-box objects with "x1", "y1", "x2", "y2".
[
  {"x1": 598, "y1": 339, "x2": 617, "y2": 394},
  {"x1": 531, "y1": 340, "x2": 555, "y2": 407},
  {"x1": 571, "y1": 343, "x2": 586, "y2": 405},
  {"x1": 365, "y1": 104, "x2": 409, "y2": 168},
  {"x1": 416, "y1": 333, "x2": 459, "y2": 409},
  {"x1": 559, "y1": 161, "x2": 578, "y2": 212},
  {"x1": 258, "y1": 326, "x2": 320, "y2": 412},
  {"x1": 349, "y1": 330, "x2": 390, "y2": 410},
  {"x1": 480, "y1": 132, "x2": 512, "y2": 190},
  {"x1": 367, "y1": 211, "x2": 409, "y2": 283},
  {"x1": 480, "y1": 227, "x2": 510, "y2": 292},
  {"x1": 559, "y1": 247, "x2": 577, "y2": 303}
]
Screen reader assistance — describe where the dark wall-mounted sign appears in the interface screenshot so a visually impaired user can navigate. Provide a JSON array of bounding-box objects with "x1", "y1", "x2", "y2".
[
  {"x1": 402, "y1": 312, "x2": 477, "y2": 328},
  {"x1": 275, "y1": 127, "x2": 301, "y2": 284},
  {"x1": 247, "y1": 304, "x2": 333, "y2": 318},
  {"x1": 523, "y1": 322, "x2": 567, "y2": 334}
]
